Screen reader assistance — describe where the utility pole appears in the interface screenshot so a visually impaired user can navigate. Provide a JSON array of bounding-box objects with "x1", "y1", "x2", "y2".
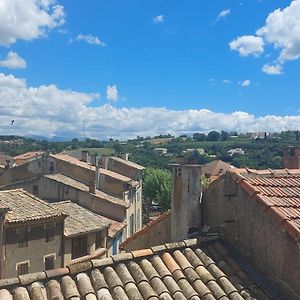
[{"x1": 82, "y1": 121, "x2": 86, "y2": 140}]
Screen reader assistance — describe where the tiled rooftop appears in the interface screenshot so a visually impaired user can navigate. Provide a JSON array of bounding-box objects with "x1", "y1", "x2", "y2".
[
  {"x1": 45, "y1": 174, "x2": 128, "y2": 207},
  {"x1": 0, "y1": 238, "x2": 274, "y2": 300},
  {"x1": 13, "y1": 151, "x2": 43, "y2": 160},
  {"x1": 0, "y1": 189, "x2": 66, "y2": 224},
  {"x1": 51, "y1": 153, "x2": 139, "y2": 186},
  {"x1": 232, "y1": 169, "x2": 300, "y2": 242},
  {"x1": 51, "y1": 201, "x2": 110, "y2": 237},
  {"x1": 110, "y1": 156, "x2": 145, "y2": 170}
]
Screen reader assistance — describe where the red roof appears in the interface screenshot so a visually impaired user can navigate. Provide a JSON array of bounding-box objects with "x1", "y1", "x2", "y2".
[{"x1": 232, "y1": 169, "x2": 300, "y2": 242}]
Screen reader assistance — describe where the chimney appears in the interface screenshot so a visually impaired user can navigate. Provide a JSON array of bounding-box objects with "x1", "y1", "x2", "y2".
[
  {"x1": 81, "y1": 151, "x2": 89, "y2": 163},
  {"x1": 91, "y1": 154, "x2": 98, "y2": 166},
  {"x1": 282, "y1": 146, "x2": 300, "y2": 169},
  {"x1": 101, "y1": 156, "x2": 109, "y2": 169},
  {"x1": 118, "y1": 153, "x2": 129, "y2": 161},
  {"x1": 89, "y1": 182, "x2": 96, "y2": 194},
  {"x1": 170, "y1": 162, "x2": 202, "y2": 242}
]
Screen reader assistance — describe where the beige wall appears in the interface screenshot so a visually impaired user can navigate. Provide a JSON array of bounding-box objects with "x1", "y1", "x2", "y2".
[
  {"x1": 1, "y1": 177, "x2": 127, "y2": 222},
  {"x1": 122, "y1": 212, "x2": 171, "y2": 252},
  {"x1": 0, "y1": 156, "x2": 56, "y2": 187},
  {"x1": 204, "y1": 175, "x2": 300, "y2": 300},
  {"x1": 106, "y1": 158, "x2": 143, "y2": 181},
  {"x1": 4, "y1": 221, "x2": 64, "y2": 278}
]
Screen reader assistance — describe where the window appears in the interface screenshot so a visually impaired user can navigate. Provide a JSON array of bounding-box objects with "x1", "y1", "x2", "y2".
[
  {"x1": 49, "y1": 162, "x2": 55, "y2": 173},
  {"x1": 38, "y1": 161, "x2": 41, "y2": 168},
  {"x1": 45, "y1": 223, "x2": 55, "y2": 242},
  {"x1": 44, "y1": 255, "x2": 55, "y2": 270},
  {"x1": 17, "y1": 261, "x2": 29, "y2": 276},
  {"x1": 72, "y1": 235, "x2": 88, "y2": 259},
  {"x1": 18, "y1": 228, "x2": 28, "y2": 248},
  {"x1": 33, "y1": 185, "x2": 39, "y2": 195},
  {"x1": 95, "y1": 231, "x2": 102, "y2": 249},
  {"x1": 177, "y1": 167, "x2": 182, "y2": 177}
]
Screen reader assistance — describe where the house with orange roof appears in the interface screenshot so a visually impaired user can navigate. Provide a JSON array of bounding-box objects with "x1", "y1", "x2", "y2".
[{"x1": 203, "y1": 168, "x2": 300, "y2": 299}]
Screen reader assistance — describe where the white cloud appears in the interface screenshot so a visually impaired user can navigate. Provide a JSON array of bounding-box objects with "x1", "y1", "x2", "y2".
[
  {"x1": 256, "y1": 0, "x2": 300, "y2": 63},
  {"x1": 153, "y1": 15, "x2": 164, "y2": 24},
  {"x1": 106, "y1": 85, "x2": 118, "y2": 101},
  {"x1": 1, "y1": 73, "x2": 300, "y2": 140},
  {"x1": 0, "y1": 0, "x2": 65, "y2": 46},
  {"x1": 229, "y1": 35, "x2": 264, "y2": 57},
  {"x1": 262, "y1": 64, "x2": 283, "y2": 75},
  {"x1": 231, "y1": 0, "x2": 300, "y2": 74},
  {"x1": 240, "y1": 79, "x2": 251, "y2": 87},
  {"x1": 0, "y1": 51, "x2": 27, "y2": 69},
  {"x1": 217, "y1": 9, "x2": 231, "y2": 21},
  {"x1": 223, "y1": 79, "x2": 231, "y2": 84},
  {"x1": 76, "y1": 34, "x2": 106, "y2": 46}
]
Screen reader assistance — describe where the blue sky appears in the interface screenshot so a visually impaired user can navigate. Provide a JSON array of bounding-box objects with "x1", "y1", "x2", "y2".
[{"x1": 0, "y1": 0, "x2": 299, "y2": 139}]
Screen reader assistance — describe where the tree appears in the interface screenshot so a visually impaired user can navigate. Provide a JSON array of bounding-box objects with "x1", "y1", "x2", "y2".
[
  {"x1": 207, "y1": 131, "x2": 221, "y2": 141},
  {"x1": 193, "y1": 132, "x2": 206, "y2": 142},
  {"x1": 143, "y1": 168, "x2": 172, "y2": 211},
  {"x1": 220, "y1": 131, "x2": 230, "y2": 141}
]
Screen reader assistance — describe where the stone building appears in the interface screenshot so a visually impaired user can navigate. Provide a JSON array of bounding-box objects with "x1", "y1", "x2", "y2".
[
  {"x1": 50, "y1": 201, "x2": 109, "y2": 265},
  {"x1": 0, "y1": 189, "x2": 112, "y2": 278},
  {"x1": 0, "y1": 151, "x2": 144, "y2": 254},
  {"x1": 13, "y1": 151, "x2": 44, "y2": 166},
  {"x1": 0, "y1": 189, "x2": 66, "y2": 278},
  {"x1": 203, "y1": 168, "x2": 300, "y2": 299}
]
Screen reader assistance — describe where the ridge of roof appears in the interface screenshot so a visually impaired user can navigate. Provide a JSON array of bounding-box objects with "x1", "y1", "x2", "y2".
[
  {"x1": 0, "y1": 237, "x2": 275, "y2": 300},
  {"x1": 110, "y1": 156, "x2": 145, "y2": 170}
]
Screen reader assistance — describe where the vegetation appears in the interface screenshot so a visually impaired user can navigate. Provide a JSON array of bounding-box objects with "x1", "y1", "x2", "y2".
[
  {"x1": 143, "y1": 167, "x2": 172, "y2": 212},
  {"x1": 1, "y1": 130, "x2": 300, "y2": 213}
]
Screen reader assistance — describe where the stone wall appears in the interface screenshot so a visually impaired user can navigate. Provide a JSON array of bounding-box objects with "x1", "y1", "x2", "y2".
[
  {"x1": 121, "y1": 211, "x2": 171, "y2": 252},
  {"x1": 204, "y1": 174, "x2": 300, "y2": 300},
  {"x1": 4, "y1": 221, "x2": 64, "y2": 278}
]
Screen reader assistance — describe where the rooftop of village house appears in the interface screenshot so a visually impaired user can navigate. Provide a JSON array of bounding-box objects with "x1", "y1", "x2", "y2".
[
  {"x1": 0, "y1": 189, "x2": 66, "y2": 224},
  {"x1": 50, "y1": 153, "x2": 139, "y2": 186},
  {"x1": 0, "y1": 237, "x2": 277, "y2": 300},
  {"x1": 50, "y1": 201, "x2": 110, "y2": 237}
]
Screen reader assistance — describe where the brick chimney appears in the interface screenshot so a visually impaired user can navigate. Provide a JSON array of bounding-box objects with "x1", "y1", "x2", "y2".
[
  {"x1": 89, "y1": 182, "x2": 96, "y2": 194},
  {"x1": 282, "y1": 147, "x2": 300, "y2": 169},
  {"x1": 170, "y1": 162, "x2": 202, "y2": 242}
]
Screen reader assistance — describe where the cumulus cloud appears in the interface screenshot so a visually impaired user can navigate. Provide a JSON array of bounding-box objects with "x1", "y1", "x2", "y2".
[
  {"x1": 229, "y1": 35, "x2": 264, "y2": 57},
  {"x1": 153, "y1": 15, "x2": 164, "y2": 24},
  {"x1": 106, "y1": 85, "x2": 118, "y2": 101},
  {"x1": 0, "y1": 73, "x2": 299, "y2": 140},
  {"x1": 217, "y1": 9, "x2": 231, "y2": 21},
  {"x1": 0, "y1": 0, "x2": 65, "y2": 46},
  {"x1": 230, "y1": 0, "x2": 300, "y2": 74},
  {"x1": 240, "y1": 79, "x2": 251, "y2": 87},
  {"x1": 262, "y1": 64, "x2": 283, "y2": 75},
  {"x1": 0, "y1": 51, "x2": 27, "y2": 69},
  {"x1": 75, "y1": 34, "x2": 106, "y2": 46}
]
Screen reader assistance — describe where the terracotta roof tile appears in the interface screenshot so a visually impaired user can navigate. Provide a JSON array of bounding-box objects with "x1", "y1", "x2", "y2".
[
  {"x1": 50, "y1": 154, "x2": 139, "y2": 186},
  {"x1": 234, "y1": 170, "x2": 300, "y2": 242},
  {"x1": 0, "y1": 239, "x2": 275, "y2": 299},
  {"x1": 0, "y1": 189, "x2": 66, "y2": 224},
  {"x1": 51, "y1": 201, "x2": 110, "y2": 237}
]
